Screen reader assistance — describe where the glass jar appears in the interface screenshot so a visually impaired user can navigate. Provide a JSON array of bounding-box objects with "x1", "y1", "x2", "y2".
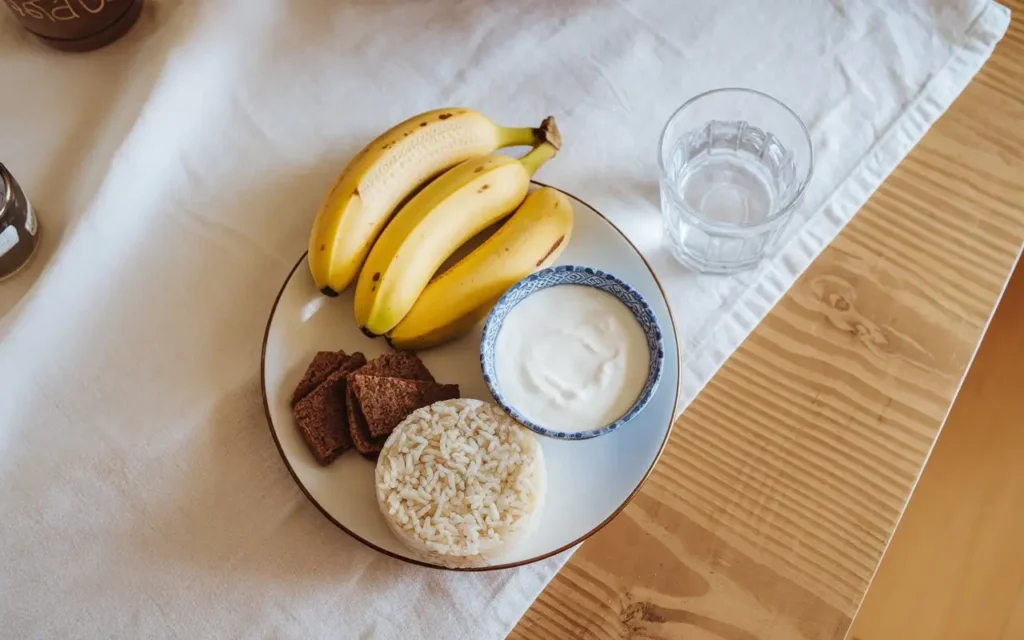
[
  {"x1": 3, "y1": 0, "x2": 144, "y2": 52},
  {"x1": 0, "y1": 163, "x2": 40, "y2": 282}
]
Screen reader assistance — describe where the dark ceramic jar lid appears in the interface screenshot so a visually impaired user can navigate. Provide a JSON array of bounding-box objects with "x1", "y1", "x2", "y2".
[{"x1": 5, "y1": 0, "x2": 144, "y2": 52}]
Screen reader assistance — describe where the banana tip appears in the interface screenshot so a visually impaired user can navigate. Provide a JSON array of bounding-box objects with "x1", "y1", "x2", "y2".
[
  {"x1": 320, "y1": 286, "x2": 340, "y2": 297},
  {"x1": 360, "y1": 326, "x2": 380, "y2": 339},
  {"x1": 384, "y1": 336, "x2": 416, "y2": 352}
]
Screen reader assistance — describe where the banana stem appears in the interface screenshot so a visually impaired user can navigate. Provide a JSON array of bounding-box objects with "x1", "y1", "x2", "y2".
[
  {"x1": 536, "y1": 116, "x2": 561, "y2": 151},
  {"x1": 499, "y1": 115, "x2": 562, "y2": 151},
  {"x1": 499, "y1": 126, "x2": 542, "y2": 147},
  {"x1": 519, "y1": 141, "x2": 558, "y2": 177},
  {"x1": 519, "y1": 116, "x2": 561, "y2": 176}
]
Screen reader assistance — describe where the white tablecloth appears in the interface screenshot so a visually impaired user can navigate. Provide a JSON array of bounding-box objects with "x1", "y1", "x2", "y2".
[{"x1": 0, "y1": 1, "x2": 1009, "y2": 638}]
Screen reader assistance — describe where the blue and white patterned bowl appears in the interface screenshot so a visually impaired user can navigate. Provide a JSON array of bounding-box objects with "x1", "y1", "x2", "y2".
[{"x1": 480, "y1": 265, "x2": 665, "y2": 440}]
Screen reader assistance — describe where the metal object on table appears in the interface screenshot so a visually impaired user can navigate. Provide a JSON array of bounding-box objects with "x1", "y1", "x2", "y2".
[
  {"x1": 0, "y1": 163, "x2": 40, "y2": 282},
  {"x1": 659, "y1": 88, "x2": 814, "y2": 274},
  {"x1": 3, "y1": 0, "x2": 144, "y2": 52}
]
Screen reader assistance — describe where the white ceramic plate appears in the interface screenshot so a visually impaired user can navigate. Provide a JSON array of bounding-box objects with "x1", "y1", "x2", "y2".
[{"x1": 261, "y1": 184, "x2": 680, "y2": 571}]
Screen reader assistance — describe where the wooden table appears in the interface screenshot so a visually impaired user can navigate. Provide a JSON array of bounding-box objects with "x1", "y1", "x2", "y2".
[
  {"x1": 512, "y1": 2, "x2": 1024, "y2": 639},
  {"x1": 850, "y1": 226, "x2": 1024, "y2": 639}
]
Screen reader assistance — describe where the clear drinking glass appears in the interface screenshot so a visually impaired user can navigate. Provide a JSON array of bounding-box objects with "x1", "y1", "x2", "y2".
[{"x1": 659, "y1": 88, "x2": 813, "y2": 274}]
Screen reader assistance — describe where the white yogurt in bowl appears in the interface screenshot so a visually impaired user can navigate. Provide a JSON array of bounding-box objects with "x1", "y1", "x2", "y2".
[
  {"x1": 481, "y1": 265, "x2": 664, "y2": 440},
  {"x1": 494, "y1": 285, "x2": 650, "y2": 434}
]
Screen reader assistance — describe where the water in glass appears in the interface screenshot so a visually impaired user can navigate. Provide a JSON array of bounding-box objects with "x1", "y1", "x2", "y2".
[
  {"x1": 659, "y1": 89, "x2": 812, "y2": 274},
  {"x1": 662, "y1": 119, "x2": 799, "y2": 273}
]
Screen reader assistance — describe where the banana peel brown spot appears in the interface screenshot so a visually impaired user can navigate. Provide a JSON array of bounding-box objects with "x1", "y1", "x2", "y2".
[
  {"x1": 477, "y1": 184, "x2": 490, "y2": 193},
  {"x1": 320, "y1": 244, "x2": 325, "y2": 251},
  {"x1": 372, "y1": 272, "x2": 381, "y2": 282},
  {"x1": 419, "y1": 122, "x2": 427, "y2": 127},
  {"x1": 473, "y1": 167, "x2": 484, "y2": 173},
  {"x1": 537, "y1": 235, "x2": 565, "y2": 266},
  {"x1": 439, "y1": 113, "x2": 453, "y2": 120}
]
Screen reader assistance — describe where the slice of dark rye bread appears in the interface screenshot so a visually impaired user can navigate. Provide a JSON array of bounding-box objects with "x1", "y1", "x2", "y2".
[
  {"x1": 292, "y1": 352, "x2": 366, "y2": 465},
  {"x1": 350, "y1": 374, "x2": 460, "y2": 438},
  {"x1": 290, "y1": 350, "x2": 351, "y2": 406},
  {"x1": 354, "y1": 351, "x2": 436, "y2": 383},
  {"x1": 346, "y1": 352, "x2": 438, "y2": 458}
]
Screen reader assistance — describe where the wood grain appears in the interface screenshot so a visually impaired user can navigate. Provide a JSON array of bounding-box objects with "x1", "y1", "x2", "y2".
[
  {"x1": 850, "y1": 251, "x2": 1024, "y2": 640},
  {"x1": 512, "y1": 3, "x2": 1024, "y2": 639}
]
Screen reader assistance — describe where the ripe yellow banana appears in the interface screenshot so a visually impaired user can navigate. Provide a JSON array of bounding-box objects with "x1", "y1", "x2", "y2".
[
  {"x1": 386, "y1": 187, "x2": 574, "y2": 350},
  {"x1": 354, "y1": 118, "x2": 562, "y2": 336},
  {"x1": 308, "y1": 108, "x2": 546, "y2": 296}
]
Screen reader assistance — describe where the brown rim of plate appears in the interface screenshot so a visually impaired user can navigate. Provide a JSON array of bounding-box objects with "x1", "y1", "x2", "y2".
[{"x1": 260, "y1": 181, "x2": 682, "y2": 572}]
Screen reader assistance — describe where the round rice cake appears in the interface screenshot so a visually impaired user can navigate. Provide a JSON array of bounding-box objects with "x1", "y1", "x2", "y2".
[{"x1": 374, "y1": 398, "x2": 546, "y2": 568}]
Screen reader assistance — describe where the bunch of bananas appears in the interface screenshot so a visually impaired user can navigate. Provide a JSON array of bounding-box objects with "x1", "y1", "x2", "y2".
[{"x1": 308, "y1": 108, "x2": 573, "y2": 349}]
